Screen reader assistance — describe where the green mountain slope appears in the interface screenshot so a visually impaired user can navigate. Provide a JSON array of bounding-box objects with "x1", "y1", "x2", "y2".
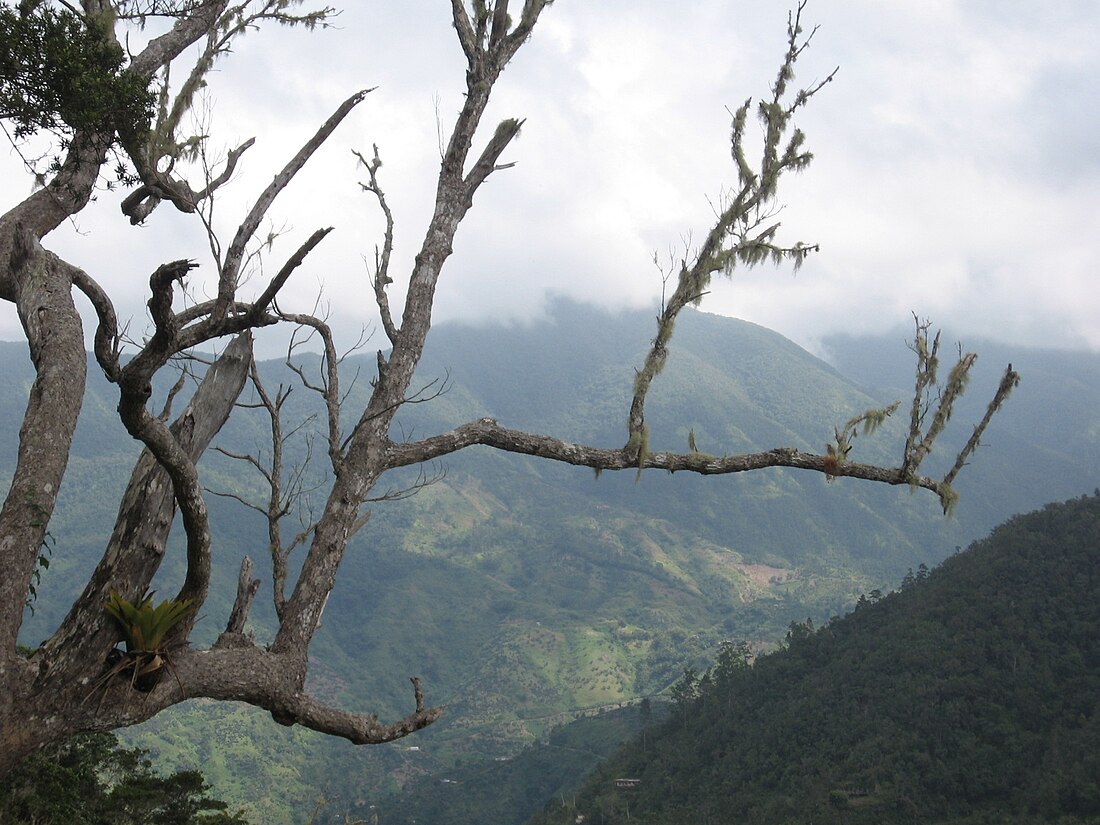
[
  {"x1": 6, "y1": 301, "x2": 1099, "y2": 821},
  {"x1": 533, "y1": 492, "x2": 1100, "y2": 825}
]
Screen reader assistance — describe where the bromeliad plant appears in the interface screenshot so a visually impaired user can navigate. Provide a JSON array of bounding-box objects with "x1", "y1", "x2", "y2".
[{"x1": 103, "y1": 591, "x2": 194, "y2": 691}]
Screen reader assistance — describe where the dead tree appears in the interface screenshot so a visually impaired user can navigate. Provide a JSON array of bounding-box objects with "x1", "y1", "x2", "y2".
[{"x1": 0, "y1": 0, "x2": 1017, "y2": 774}]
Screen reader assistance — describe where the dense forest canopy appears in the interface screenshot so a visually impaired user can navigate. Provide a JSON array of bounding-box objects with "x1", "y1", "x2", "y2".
[
  {"x1": 0, "y1": 731, "x2": 246, "y2": 824},
  {"x1": 533, "y1": 493, "x2": 1100, "y2": 825}
]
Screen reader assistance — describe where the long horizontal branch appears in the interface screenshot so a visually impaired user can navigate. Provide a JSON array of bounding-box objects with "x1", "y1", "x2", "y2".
[
  {"x1": 136, "y1": 645, "x2": 441, "y2": 745},
  {"x1": 285, "y1": 677, "x2": 442, "y2": 744},
  {"x1": 385, "y1": 417, "x2": 940, "y2": 490}
]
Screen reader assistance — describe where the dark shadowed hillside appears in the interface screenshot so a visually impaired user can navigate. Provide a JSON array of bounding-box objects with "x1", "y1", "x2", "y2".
[{"x1": 534, "y1": 492, "x2": 1100, "y2": 825}]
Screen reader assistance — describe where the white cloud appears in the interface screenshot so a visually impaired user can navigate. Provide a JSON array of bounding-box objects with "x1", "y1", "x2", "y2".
[{"x1": 1, "y1": 1, "x2": 1097, "y2": 357}]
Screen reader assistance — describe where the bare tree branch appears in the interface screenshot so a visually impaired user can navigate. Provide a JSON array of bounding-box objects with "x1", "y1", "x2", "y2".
[
  {"x1": 450, "y1": 0, "x2": 479, "y2": 64},
  {"x1": 127, "y1": 0, "x2": 231, "y2": 78},
  {"x1": 354, "y1": 145, "x2": 399, "y2": 347},
  {"x1": 250, "y1": 226, "x2": 334, "y2": 319},
  {"x1": 121, "y1": 136, "x2": 255, "y2": 224},
  {"x1": 464, "y1": 117, "x2": 524, "y2": 191},
  {"x1": 280, "y1": 313, "x2": 345, "y2": 469},
  {"x1": 124, "y1": 2, "x2": 339, "y2": 221},
  {"x1": 942, "y1": 364, "x2": 1020, "y2": 489},
  {"x1": 220, "y1": 556, "x2": 261, "y2": 640},
  {"x1": 385, "y1": 417, "x2": 933, "y2": 486},
  {"x1": 215, "y1": 89, "x2": 373, "y2": 321}
]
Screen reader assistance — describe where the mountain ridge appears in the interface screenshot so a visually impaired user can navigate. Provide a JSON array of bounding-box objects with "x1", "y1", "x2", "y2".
[{"x1": 4, "y1": 301, "x2": 1097, "y2": 822}]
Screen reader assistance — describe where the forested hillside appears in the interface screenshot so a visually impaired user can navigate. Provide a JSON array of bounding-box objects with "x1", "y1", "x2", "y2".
[
  {"x1": 0, "y1": 733, "x2": 247, "y2": 824},
  {"x1": 7, "y1": 303, "x2": 1099, "y2": 821},
  {"x1": 534, "y1": 493, "x2": 1100, "y2": 825}
]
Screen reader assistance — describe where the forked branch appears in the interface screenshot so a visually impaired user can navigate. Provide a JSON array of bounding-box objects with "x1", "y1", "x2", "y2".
[
  {"x1": 627, "y1": 6, "x2": 829, "y2": 464},
  {"x1": 124, "y1": 1, "x2": 339, "y2": 223},
  {"x1": 210, "y1": 356, "x2": 322, "y2": 620},
  {"x1": 354, "y1": 145, "x2": 399, "y2": 347}
]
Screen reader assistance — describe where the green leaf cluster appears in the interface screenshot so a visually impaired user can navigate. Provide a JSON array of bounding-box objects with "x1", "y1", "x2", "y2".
[
  {"x1": 105, "y1": 590, "x2": 194, "y2": 653},
  {"x1": 0, "y1": 2, "x2": 153, "y2": 142},
  {"x1": 0, "y1": 731, "x2": 249, "y2": 824}
]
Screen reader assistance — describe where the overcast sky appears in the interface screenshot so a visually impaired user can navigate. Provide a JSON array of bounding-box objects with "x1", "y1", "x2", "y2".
[{"x1": 3, "y1": 0, "x2": 1098, "y2": 359}]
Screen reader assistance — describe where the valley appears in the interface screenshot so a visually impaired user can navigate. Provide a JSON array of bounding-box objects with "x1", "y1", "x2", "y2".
[{"x1": 8, "y1": 302, "x2": 1099, "y2": 822}]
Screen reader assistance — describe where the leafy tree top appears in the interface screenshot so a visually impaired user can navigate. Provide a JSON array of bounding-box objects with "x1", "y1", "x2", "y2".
[
  {"x1": 0, "y1": 731, "x2": 249, "y2": 824},
  {"x1": 0, "y1": 2, "x2": 154, "y2": 144}
]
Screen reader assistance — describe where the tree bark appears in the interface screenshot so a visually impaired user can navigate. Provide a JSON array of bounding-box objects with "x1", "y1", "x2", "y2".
[{"x1": 0, "y1": 236, "x2": 87, "y2": 731}]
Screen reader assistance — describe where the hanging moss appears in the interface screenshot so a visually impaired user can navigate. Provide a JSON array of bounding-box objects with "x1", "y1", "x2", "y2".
[{"x1": 938, "y1": 482, "x2": 960, "y2": 517}]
